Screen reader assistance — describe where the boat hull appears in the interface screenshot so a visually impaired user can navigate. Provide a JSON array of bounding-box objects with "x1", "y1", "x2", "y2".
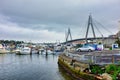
[{"x1": 16, "y1": 47, "x2": 31, "y2": 55}]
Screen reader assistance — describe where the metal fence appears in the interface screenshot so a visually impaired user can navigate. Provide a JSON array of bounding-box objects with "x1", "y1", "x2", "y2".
[{"x1": 66, "y1": 52, "x2": 120, "y2": 65}]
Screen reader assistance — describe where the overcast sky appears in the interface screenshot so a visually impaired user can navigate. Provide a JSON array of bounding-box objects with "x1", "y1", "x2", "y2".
[{"x1": 0, "y1": 0, "x2": 120, "y2": 43}]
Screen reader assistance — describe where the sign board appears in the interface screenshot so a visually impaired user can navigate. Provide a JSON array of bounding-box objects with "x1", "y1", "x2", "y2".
[{"x1": 112, "y1": 44, "x2": 118, "y2": 49}]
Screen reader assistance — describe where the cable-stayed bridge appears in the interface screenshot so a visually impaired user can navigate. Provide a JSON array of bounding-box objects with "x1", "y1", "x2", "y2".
[{"x1": 64, "y1": 14, "x2": 117, "y2": 46}]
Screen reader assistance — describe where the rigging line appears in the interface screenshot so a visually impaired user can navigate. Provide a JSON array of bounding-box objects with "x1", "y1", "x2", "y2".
[{"x1": 93, "y1": 19, "x2": 113, "y2": 34}]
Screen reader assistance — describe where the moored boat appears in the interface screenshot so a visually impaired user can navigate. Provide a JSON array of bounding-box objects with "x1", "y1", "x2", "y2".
[
  {"x1": 0, "y1": 44, "x2": 10, "y2": 54},
  {"x1": 39, "y1": 49, "x2": 53, "y2": 55},
  {"x1": 16, "y1": 47, "x2": 31, "y2": 55}
]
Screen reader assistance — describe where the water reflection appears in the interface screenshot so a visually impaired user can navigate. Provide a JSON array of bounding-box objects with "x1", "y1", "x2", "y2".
[
  {"x1": 58, "y1": 66, "x2": 74, "y2": 80},
  {"x1": 45, "y1": 55, "x2": 48, "y2": 61},
  {"x1": 0, "y1": 54, "x2": 75, "y2": 80}
]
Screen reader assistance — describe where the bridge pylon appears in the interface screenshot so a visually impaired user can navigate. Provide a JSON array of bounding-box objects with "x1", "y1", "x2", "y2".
[
  {"x1": 66, "y1": 28, "x2": 72, "y2": 42},
  {"x1": 85, "y1": 14, "x2": 96, "y2": 43}
]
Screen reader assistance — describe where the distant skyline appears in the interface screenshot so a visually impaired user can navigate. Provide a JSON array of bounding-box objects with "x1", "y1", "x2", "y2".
[{"x1": 0, "y1": 0, "x2": 120, "y2": 43}]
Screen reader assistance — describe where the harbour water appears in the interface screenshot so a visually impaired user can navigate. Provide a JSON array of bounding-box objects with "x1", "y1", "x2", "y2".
[{"x1": 0, "y1": 53, "x2": 74, "y2": 80}]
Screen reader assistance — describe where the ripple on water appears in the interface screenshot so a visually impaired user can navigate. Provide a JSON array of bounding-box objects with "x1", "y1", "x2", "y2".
[{"x1": 0, "y1": 54, "x2": 73, "y2": 80}]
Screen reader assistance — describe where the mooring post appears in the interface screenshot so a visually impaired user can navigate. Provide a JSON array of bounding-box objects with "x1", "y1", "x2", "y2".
[
  {"x1": 30, "y1": 47, "x2": 32, "y2": 55},
  {"x1": 112, "y1": 55, "x2": 114, "y2": 63},
  {"x1": 46, "y1": 47, "x2": 48, "y2": 56},
  {"x1": 37, "y1": 49, "x2": 39, "y2": 54}
]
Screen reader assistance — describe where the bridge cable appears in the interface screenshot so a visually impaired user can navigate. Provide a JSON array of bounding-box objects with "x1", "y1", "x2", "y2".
[
  {"x1": 93, "y1": 19, "x2": 113, "y2": 34},
  {"x1": 93, "y1": 21, "x2": 104, "y2": 37}
]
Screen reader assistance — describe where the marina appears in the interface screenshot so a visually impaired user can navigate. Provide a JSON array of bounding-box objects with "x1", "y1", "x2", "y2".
[
  {"x1": 0, "y1": 0, "x2": 120, "y2": 80},
  {"x1": 1, "y1": 49, "x2": 120, "y2": 80}
]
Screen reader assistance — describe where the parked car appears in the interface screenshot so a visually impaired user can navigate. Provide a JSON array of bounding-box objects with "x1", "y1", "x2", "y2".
[{"x1": 76, "y1": 46, "x2": 95, "y2": 52}]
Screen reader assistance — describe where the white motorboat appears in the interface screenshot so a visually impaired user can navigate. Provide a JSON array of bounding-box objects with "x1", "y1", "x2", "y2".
[
  {"x1": 17, "y1": 47, "x2": 31, "y2": 55},
  {"x1": 39, "y1": 49, "x2": 53, "y2": 55},
  {"x1": 32, "y1": 49, "x2": 38, "y2": 54}
]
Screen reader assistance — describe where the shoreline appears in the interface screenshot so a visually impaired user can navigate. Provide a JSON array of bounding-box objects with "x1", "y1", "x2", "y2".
[{"x1": 58, "y1": 54, "x2": 103, "y2": 80}]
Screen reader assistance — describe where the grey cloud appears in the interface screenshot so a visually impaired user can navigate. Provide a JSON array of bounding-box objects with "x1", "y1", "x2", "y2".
[{"x1": 0, "y1": 0, "x2": 120, "y2": 42}]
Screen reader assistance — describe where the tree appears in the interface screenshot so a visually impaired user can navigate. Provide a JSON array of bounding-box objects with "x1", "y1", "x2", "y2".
[
  {"x1": 115, "y1": 37, "x2": 120, "y2": 47},
  {"x1": 76, "y1": 44, "x2": 83, "y2": 48}
]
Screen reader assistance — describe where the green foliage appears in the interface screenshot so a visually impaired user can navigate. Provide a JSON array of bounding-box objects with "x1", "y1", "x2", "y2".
[
  {"x1": 115, "y1": 37, "x2": 120, "y2": 47},
  {"x1": 76, "y1": 44, "x2": 83, "y2": 48},
  {"x1": 90, "y1": 64, "x2": 120, "y2": 80},
  {"x1": 106, "y1": 64, "x2": 117, "y2": 74},
  {"x1": 0, "y1": 40, "x2": 24, "y2": 44},
  {"x1": 105, "y1": 64, "x2": 120, "y2": 80},
  {"x1": 90, "y1": 65, "x2": 105, "y2": 75},
  {"x1": 98, "y1": 42, "x2": 102, "y2": 45}
]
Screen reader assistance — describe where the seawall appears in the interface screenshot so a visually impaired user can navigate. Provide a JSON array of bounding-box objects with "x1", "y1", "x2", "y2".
[{"x1": 58, "y1": 54, "x2": 103, "y2": 80}]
